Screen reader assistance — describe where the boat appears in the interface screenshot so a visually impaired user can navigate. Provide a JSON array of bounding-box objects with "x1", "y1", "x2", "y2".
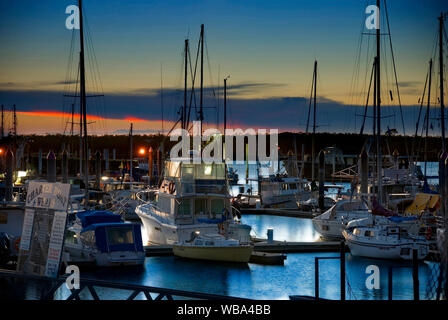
[
  {"x1": 342, "y1": 218, "x2": 430, "y2": 260},
  {"x1": 173, "y1": 232, "x2": 253, "y2": 263},
  {"x1": 63, "y1": 210, "x2": 145, "y2": 267},
  {"x1": 259, "y1": 175, "x2": 310, "y2": 209},
  {"x1": 312, "y1": 199, "x2": 370, "y2": 240},
  {"x1": 136, "y1": 161, "x2": 252, "y2": 245}
]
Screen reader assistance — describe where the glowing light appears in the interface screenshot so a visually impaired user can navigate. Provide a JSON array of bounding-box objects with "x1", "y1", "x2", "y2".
[
  {"x1": 17, "y1": 171, "x2": 27, "y2": 178},
  {"x1": 139, "y1": 148, "x2": 146, "y2": 155},
  {"x1": 204, "y1": 165, "x2": 212, "y2": 175}
]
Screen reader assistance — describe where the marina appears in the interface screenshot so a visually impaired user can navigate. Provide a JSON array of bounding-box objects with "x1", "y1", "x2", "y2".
[{"x1": 0, "y1": 0, "x2": 448, "y2": 308}]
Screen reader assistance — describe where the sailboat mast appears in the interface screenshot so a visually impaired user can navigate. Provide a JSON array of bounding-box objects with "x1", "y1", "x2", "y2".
[
  {"x1": 1, "y1": 104, "x2": 4, "y2": 138},
  {"x1": 439, "y1": 13, "x2": 446, "y2": 152},
  {"x1": 376, "y1": 0, "x2": 382, "y2": 204},
  {"x1": 424, "y1": 59, "x2": 433, "y2": 176},
  {"x1": 183, "y1": 39, "x2": 188, "y2": 130},
  {"x1": 78, "y1": 0, "x2": 89, "y2": 202},
  {"x1": 224, "y1": 76, "x2": 228, "y2": 132},
  {"x1": 311, "y1": 60, "x2": 317, "y2": 181},
  {"x1": 130, "y1": 123, "x2": 133, "y2": 189},
  {"x1": 199, "y1": 24, "x2": 204, "y2": 131}
]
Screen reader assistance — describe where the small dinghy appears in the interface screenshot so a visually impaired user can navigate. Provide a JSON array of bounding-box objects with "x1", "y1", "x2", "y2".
[{"x1": 173, "y1": 232, "x2": 253, "y2": 263}]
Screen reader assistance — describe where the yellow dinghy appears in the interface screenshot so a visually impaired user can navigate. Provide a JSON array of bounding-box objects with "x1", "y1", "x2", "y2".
[{"x1": 173, "y1": 233, "x2": 253, "y2": 263}]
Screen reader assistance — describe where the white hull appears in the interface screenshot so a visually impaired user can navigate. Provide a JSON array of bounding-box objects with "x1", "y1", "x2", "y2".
[
  {"x1": 312, "y1": 219, "x2": 345, "y2": 240},
  {"x1": 137, "y1": 208, "x2": 251, "y2": 245}
]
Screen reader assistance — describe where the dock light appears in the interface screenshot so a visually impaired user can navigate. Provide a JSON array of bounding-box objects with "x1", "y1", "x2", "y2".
[
  {"x1": 17, "y1": 171, "x2": 27, "y2": 178},
  {"x1": 0, "y1": 148, "x2": 3, "y2": 155},
  {"x1": 139, "y1": 148, "x2": 146, "y2": 155}
]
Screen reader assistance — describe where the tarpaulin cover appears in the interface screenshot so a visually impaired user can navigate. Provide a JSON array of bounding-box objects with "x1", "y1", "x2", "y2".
[
  {"x1": 372, "y1": 197, "x2": 397, "y2": 217},
  {"x1": 76, "y1": 210, "x2": 122, "y2": 228},
  {"x1": 84, "y1": 222, "x2": 144, "y2": 253}
]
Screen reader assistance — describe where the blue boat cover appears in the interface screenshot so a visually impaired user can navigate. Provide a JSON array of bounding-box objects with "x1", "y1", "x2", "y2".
[
  {"x1": 82, "y1": 222, "x2": 144, "y2": 253},
  {"x1": 197, "y1": 216, "x2": 227, "y2": 224},
  {"x1": 76, "y1": 210, "x2": 122, "y2": 228}
]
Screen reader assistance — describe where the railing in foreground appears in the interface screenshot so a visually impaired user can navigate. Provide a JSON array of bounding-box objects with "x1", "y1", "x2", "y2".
[{"x1": 0, "y1": 269, "x2": 247, "y2": 300}]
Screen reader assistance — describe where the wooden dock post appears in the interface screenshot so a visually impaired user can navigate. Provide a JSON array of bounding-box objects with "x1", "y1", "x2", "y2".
[
  {"x1": 412, "y1": 249, "x2": 419, "y2": 300},
  {"x1": 62, "y1": 150, "x2": 68, "y2": 183},
  {"x1": 38, "y1": 148, "x2": 42, "y2": 176},
  {"x1": 95, "y1": 150, "x2": 101, "y2": 188},
  {"x1": 340, "y1": 241, "x2": 346, "y2": 300},
  {"x1": 46, "y1": 151, "x2": 56, "y2": 182}
]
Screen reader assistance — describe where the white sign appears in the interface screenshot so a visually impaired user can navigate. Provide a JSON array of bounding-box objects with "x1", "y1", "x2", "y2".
[
  {"x1": 19, "y1": 208, "x2": 35, "y2": 251},
  {"x1": 26, "y1": 181, "x2": 71, "y2": 211},
  {"x1": 45, "y1": 211, "x2": 68, "y2": 277}
]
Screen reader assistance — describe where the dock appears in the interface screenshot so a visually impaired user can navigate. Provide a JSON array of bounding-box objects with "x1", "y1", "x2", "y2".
[
  {"x1": 241, "y1": 208, "x2": 316, "y2": 219},
  {"x1": 144, "y1": 240, "x2": 346, "y2": 257}
]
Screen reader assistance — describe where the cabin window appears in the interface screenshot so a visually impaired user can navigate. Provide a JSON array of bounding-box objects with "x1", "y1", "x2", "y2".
[
  {"x1": 322, "y1": 225, "x2": 329, "y2": 231},
  {"x1": 289, "y1": 184, "x2": 297, "y2": 190},
  {"x1": 195, "y1": 199, "x2": 207, "y2": 215},
  {"x1": 281, "y1": 184, "x2": 288, "y2": 190},
  {"x1": 178, "y1": 199, "x2": 191, "y2": 216},
  {"x1": 106, "y1": 227, "x2": 134, "y2": 245},
  {"x1": 400, "y1": 248, "x2": 410, "y2": 256},
  {"x1": 354, "y1": 228, "x2": 361, "y2": 236},
  {"x1": 182, "y1": 165, "x2": 194, "y2": 180},
  {"x1": 211, "y1": 199, "x2": 225, "y2": 216},
  {"x1": 364, "y1": 230, "x2": 375, "y2": 237}
]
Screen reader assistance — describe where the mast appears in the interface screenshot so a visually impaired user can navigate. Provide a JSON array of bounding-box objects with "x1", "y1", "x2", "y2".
[
  {"x1": 376, "y1": 0, "x2": 382, "y2": 204},
  {"x1": 183, "y1": 39, "x2": 188, "y2": 130},
  {"x1": 439, "y1": 13, "x2": 446, "y2": 152},
  {"x1": 129, "y1": 123, "x2": 133, "y2": 189},
  {"x1": 13, "y1": 104, "x2": 17, "y2": 137},
  {"x1": 424, "y1": 59, "x2": 433, "y2": 176},
  {"x1": 199, "y1": 24, "x2": 204, "y2": 132},
  {"x1": 311, "y1": 60, "x2": 317, "y2": 181},
  {"x1": 79, "y1": 97, "x2": 83, "y2": 177},
  {"x1": 1, "y1": 104, "x2": 4, "y2": 138},
  {"x1": 79, "y1": 0, "x2": 89, "y2": 202},
  {"x1": 224, "y1": 76, "x2": 229, "y2": 132}
]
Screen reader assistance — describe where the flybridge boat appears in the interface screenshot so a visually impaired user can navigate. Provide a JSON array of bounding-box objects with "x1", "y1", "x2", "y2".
[
  {"x1": 259, "y1": 176, "x2": 311, "y2": 209},
  {"x1": 63, "y1": 210, "x2": 145, "y2": 267},
  {"x1": 136, "y1": 161, "x2": 252, "y2": 245},
  {"x1": 342, "y1": 219, "x2": 430, "y2": 260}
]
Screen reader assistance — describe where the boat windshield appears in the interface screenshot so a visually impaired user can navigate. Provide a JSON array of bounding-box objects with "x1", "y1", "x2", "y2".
[{"x1": 106, "y1": 226, "x2": 135, "y2": 245}]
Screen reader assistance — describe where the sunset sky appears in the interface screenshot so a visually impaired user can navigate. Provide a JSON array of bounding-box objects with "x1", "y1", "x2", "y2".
[{"x1": 0, "y1": 0, "x2": 447, "y2": 135}]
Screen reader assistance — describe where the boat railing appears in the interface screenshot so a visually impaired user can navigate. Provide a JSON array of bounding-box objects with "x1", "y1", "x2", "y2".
[{"x1": 138, "y1": 202, "x2": 172, "y2": 225}]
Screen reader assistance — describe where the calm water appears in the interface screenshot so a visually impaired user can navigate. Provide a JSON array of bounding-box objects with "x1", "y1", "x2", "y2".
[{"x1": 52, "y1": 214, "x2": 437, "y2": 300}]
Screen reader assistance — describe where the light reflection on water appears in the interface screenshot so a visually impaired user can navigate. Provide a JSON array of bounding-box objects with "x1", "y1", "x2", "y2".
[{"x1": 50, "y1": 215, "x2": 439, "y2": 300}]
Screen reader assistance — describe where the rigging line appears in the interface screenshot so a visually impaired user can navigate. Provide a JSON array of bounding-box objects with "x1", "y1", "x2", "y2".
[
  {"x1": 384, "y1": 0, "x2": 408, "y2": 155},
  {"x1": 360, "y1": 59, "x2": 376, "y2": 135},
  {"x1": 412, "y1": 63, "x2": 429, "y2": 158},
  {"x1": 305, "y1": 64, "x2": 315, "y2": 134}
]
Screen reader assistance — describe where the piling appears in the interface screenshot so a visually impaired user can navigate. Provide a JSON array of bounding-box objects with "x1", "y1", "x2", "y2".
[
  {"x1": 104, "y1": 149, "x2": 109, "y2": 171},
  {"x1": 112, "y1": 149, "x2": 116, "y2": 160},
  {"x1": 5, "y1": 149, "x2": 14, "y2": 202},
  {"x1": 267, "y1": 228, "x2": 274, "y2": 244},
  {"x1": 46, "y1": 151, "x2": 56, "y2": 182},
  {"x1": 38, "y1": 148, "x2": 42, "y2": 176},
  {"x1": 318, "y1": 150, "x2": 325, "y2": 211},
  {"x1": 412, "y1": 249, "x2": 419, "y2": 300},
  {"x1": 95, "y1": 150, "x2": 101, "y2": 188},
  {"x1": 62, "y1": 150, "x2": 68, "y2": 183},
  {"x1": 340, "y1": 241, "x2": 346, "y2": 301}
]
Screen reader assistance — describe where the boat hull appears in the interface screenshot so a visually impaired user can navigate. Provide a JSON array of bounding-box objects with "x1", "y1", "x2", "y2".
[
  {"x1": 137, "y1": 207, "x2": 251, "y2": 245},
  {"x1": 173, "y1": 245, "x2": 253, "y2": 263},
  {"x1": 343, "y1": 231, "x2": 429, "y2": 260}
]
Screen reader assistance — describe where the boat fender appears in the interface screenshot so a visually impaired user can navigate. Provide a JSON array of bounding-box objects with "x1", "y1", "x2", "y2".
[{"x1": 168, "y1": 181, "x2": 176, "y2": 194}]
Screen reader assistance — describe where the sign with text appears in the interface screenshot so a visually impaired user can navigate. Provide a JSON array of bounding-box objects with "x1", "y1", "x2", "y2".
[{"x1": 17, "y1": 182, "x2": 71, "y2": 278}]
